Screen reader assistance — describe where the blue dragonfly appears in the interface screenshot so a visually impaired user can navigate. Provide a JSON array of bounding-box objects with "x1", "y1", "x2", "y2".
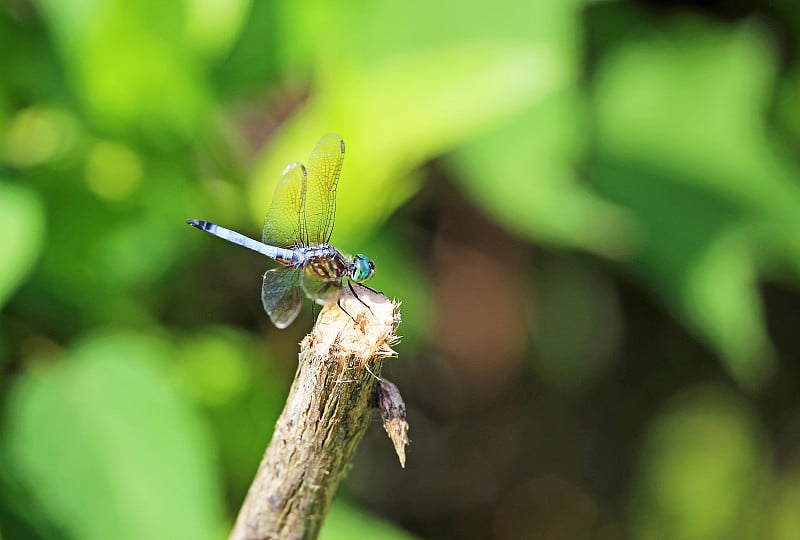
[{"x1": 187, "y1": 133, "x2": 375, "y2": 328}]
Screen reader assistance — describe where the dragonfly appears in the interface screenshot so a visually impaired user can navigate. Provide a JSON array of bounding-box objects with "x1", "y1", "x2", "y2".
[{"x1": 187, "y1": 133, "x2": 375, "y2": 328}]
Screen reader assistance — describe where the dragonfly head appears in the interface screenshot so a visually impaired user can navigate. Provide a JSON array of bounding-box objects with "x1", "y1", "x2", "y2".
[{"x1": 351, "y1": 254, "x2": 375, "y2": 283}]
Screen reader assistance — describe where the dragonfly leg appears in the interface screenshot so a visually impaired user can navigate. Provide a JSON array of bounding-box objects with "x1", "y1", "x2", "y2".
[
  {"x1": 313, "y1": 280, "x2": 359, "y2": 325},
  {"x1": 336, "y1": 297, "x2": 358, "y2": 323},
  {"x1": 356, "y1": 283, "x2": 380, "y2": 295},
  {"x1": 348, "y1": 282, "x2": 374, "y2": 314}
]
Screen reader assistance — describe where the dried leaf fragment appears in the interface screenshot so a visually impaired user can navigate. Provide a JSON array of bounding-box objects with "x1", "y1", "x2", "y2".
[{"x1": 373, "y1": 377, "x2": 409, "y2": 467}]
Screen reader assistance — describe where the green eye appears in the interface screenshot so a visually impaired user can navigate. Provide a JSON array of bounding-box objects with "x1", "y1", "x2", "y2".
[{"x1": 352, "y1": 255, "x2": 375, "y2": 282}]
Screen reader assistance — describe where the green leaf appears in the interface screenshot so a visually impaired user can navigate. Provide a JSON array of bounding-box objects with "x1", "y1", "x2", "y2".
[
  {"x1": 594, "y1": 163, "x2": 774, "y2": 387},
  {"x1": 593, "y1": 19, "x2": 800, "y2": 214},
  {"x1": 443, "y1": 0, "x2": 634, "y2": 257},
  {"x1": 2, "y1": 332, "x2": 225, "y2": 540},
  {"x1": 591, "y1": 18, "x2": 800, "y2": 387},
  {"x1": 183, "y1": 0, "x2": 252, "y2": 61},
  {"x1": 320, "y1": 500, "x2": 420, "y2": 540},
  {"x1": 0, "y1": 182, "x2": 45, "y2": 308},
  {"x1": 251, "y1": 41, "x2": 563, "y2": 245},
  {"x1": 33, "y1": 0, "x2": 211, "y2": 138},
  {"x1": 249, "y1": 0, "x2": 588, "y2": 245},
  {"x1": 450, "y1": 90, "x2": 635, "y2": 257}
]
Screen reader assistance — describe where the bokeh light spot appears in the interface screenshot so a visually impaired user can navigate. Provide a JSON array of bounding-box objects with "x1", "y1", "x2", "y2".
[
  {"x1": 2, "y1": 106, "x2": 79, "y2": 167},
  {"x1": 85, "y1": 140, "x2": 143, "y2": 200}
]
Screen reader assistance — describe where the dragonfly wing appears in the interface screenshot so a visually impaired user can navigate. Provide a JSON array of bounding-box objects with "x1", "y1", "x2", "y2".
[
  {"x1": 262, "y1": 162, "x2": 307, "y2": 248},
  {"x1": 300, "y1": 267, "x2": 342, "y2": 306},
  {"x1": 303, "y1": 133, "x2": 345, "y2": 245},
  {"x1": 262, "y1": 267, "x2": 303, "y2": 328}
]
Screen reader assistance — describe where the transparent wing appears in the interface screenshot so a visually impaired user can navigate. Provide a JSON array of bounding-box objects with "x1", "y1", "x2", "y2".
[
  {"x1": 300, "y1": 266, "x2": 342, "y2": 306},
  {"x1": 303, "y1": 133, "x2": 345, "y2": 245},
  {"x1": 262, "y1": 267, "x2": 303, "y2": 328},
  {"x1": 262, "y1": 162, "x2": 307, "y2": 248}
]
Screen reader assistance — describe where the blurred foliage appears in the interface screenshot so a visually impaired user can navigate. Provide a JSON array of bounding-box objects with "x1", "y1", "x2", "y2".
[
  {"x1": 0, "y1": 182, "x2": 44, "y2": 309},
  {"x1": 2, "y1": 0, "x2": 800, "y2": 539},
  {"x1": 630, "y1": 386, "x2": 767, "y2": 539},
  {"x1": 3, "y1": 332, "x2": 225, "y2": 540}
]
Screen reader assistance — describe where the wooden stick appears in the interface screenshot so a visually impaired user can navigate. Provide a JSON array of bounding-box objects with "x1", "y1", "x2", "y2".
[{"x1": 229, "y1": 286, "x2": 403, "y2": 540}]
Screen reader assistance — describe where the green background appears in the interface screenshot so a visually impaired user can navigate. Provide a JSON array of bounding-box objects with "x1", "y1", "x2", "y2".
[{"x1": 2, "y1": 0, "x2": 800, "y2": 538}]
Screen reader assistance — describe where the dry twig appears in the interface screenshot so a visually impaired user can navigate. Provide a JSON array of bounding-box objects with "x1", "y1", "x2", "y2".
[{"x1": 229, "y1": 286, "x2": 404, "y2": 540}]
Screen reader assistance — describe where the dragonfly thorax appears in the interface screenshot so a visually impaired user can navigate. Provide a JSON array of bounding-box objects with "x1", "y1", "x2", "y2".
[
  {"x1": 297, "y1": 244, "x2": 349, "y2": 281},
  {"x1": 294, "y1": 243, "x2": 340, "y2": 262}
]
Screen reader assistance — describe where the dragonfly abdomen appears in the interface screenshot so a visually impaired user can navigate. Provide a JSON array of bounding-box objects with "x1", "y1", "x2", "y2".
[{"x1": 187, "y1": 220, "x2": 297, "y2": 262}]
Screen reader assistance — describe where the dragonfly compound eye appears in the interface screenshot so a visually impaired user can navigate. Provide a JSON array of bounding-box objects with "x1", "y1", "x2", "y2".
[{"x1": 352, "y1": 255, "x2": 375, "y2": 282}]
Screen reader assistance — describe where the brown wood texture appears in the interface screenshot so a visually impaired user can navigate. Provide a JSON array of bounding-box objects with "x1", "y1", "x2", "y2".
[{"x1": 229, "y1": 286, "x2": 401, "y2": 540}]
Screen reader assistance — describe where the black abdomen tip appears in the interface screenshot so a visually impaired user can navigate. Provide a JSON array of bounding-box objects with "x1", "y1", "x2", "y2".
[{"x1": 186, "y1": 219, "x2": 210, "y2": 230}]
